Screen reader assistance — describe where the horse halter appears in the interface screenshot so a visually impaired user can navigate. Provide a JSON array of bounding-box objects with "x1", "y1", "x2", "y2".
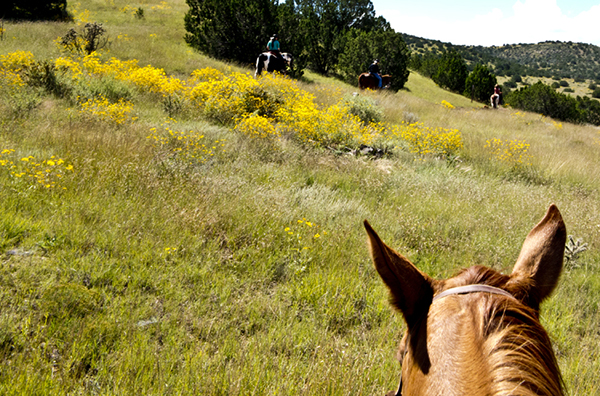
[{"x1": 393, "y1": 285, "x2": 517, "y2": 396}]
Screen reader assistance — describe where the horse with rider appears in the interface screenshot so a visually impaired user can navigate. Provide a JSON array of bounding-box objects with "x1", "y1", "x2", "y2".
[
  {"x1": 358, "y1": 59, "x2": 391, "y2": 89},
  {"x1": 255, "y1": 34, "x2": 293, "y2": 77}
]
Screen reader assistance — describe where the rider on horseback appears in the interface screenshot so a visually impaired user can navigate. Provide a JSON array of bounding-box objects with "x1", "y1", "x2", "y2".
[
  {"x1": 267, "y1": 34, "x2": 283, "y2": 71},
  {"x1": 267, "y1": 34, "x2": 281, "y2": 56},
  {"x1": 368, "y1": 59, "x2": 382, "y2": 89}
]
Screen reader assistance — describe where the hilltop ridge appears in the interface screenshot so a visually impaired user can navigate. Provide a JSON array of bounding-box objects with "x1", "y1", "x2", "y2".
[{"x1": 403, "y1": 34, "x2": 600, "y2": 81}]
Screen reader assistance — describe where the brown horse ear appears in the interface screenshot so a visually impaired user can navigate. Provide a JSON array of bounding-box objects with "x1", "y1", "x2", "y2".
[
  {"x1": 364, "y1": 220, "x2": 434, "y2": 328},
  {"x1": 510, "y1": 204, "x2": 567, "y2": 304}
]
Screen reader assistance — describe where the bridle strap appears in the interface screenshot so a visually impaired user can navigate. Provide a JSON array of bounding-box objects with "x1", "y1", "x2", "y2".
[
  {"x1": 393, "y1": 284, "x2": 516, "y2": 396},
  {"x1": 433, "y1": 284, "x2": 516, "y2": 302}
]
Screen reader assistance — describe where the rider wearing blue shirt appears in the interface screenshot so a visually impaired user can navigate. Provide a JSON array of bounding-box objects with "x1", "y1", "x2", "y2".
[
  {"x1": 368, "y1": 59, "x2": 382, "y2": 88},
  {"x1": 267, "y1": 34, "x2": 281, "y2": 55},
  {"x1": 267, "y1": 34, "x2": 283, "y2": 72}
]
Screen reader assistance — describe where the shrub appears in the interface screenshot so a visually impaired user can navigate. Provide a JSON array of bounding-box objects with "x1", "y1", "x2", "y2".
[
  {"x1": 559, "y1": 80, "x2": 569, "y2": 87},
  {"x1": 505, "y1": 82, "x2": 583, "y2": 124},
  {"x1": 589, "y1": 83, "x2": 597, "y2": 90},
  {"x1": 551, "y1": 82, "x2": 560, "y2": 89},
  {"x1": 340, "y1": 94, "x2": 383, "y2": 124},
  {"x1": 60, "y1": 23, "x2": 109, "y2": 55},
  {"x1": 77, "y1": 75, "x2": 135, "y2": 103},
  {"x1": 577, "y1": 96, "x2": 600, "y2": 125},
  {"x1": 592, "y1": 88, "x2": 600, "y2": 99},
  {"x1": 563, "y1": 88, "x2": 574, "y2": 93},
  {"x1": 432, "y1": 50, "x2": 467, "y2": 93},
  {"x1": 23, "y1": 60, "x2": 70, "y2": 97},
  {"x1": 463, "y1": 63, "x2": 497, "y2": 103}
]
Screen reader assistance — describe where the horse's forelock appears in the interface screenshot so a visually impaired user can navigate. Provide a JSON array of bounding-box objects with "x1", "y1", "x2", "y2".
[{"x1": 427, "y1": 266, "x2": 564, "y2": 395}]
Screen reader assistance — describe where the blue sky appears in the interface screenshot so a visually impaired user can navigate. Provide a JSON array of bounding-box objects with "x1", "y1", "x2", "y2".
[{"x1": 371, "y1": 0, "x2": 600, "y2": 46}]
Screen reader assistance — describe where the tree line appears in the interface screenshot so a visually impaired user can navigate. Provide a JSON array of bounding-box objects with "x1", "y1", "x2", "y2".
[
  {"x1": 184, "y1": 0, "x2": 410, "y2": 90},
  {"x1": 1, "y1": 0, "x2": 67, "y2": 20}
]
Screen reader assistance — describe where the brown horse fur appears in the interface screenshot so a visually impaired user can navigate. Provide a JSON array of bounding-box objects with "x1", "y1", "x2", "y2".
[
  {"x1": 365, "y1": 204, "x2": 566, "y2": 396},
  {"x1": 358, "y1": 73, "x2": 391, "y2": 90}
]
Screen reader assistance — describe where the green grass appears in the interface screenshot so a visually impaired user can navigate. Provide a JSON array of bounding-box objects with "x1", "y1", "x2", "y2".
[{"x1": 1, "y1": 1, "x2": 600, "y2": 395}]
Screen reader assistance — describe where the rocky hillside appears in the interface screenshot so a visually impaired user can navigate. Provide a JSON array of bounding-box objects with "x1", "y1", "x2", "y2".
[{"x1": 403, "y1": 34, "x2": 600, "y2": 81}]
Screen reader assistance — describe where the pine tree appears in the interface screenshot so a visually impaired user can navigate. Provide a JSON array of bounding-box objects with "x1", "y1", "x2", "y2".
[
  {"x1": 432, "y1": 50, "x2": 468, "y2": 93},
  {"x1": 464, "y1": 64, "x2": 497, "y2": 103}
]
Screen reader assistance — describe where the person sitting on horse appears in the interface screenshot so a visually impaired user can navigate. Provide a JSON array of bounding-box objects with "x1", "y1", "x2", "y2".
[
  {"x1": 368, "y1": 59, "x2": 382, "y2": 89},
  {"x1": 492, "y1": 84, "x2": 502, "y2": 108},
  {"x1": 267, "y1": 34, "x2": 281, "y2": 58}
]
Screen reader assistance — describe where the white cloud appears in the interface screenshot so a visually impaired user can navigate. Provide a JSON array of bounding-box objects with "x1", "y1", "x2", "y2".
[{"x1": 382, "y1": 0, "x2": 600, "y2": 46}]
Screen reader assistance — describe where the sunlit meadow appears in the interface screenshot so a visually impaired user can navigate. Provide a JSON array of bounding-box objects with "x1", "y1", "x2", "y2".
[{"x1": 1, "y1": 1, "x2": 600, "y2": 395}]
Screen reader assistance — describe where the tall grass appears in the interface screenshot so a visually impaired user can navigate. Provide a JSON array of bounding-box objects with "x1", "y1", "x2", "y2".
[{"x1": 1, "y1": 1, "x2": 600, "y2": 395}]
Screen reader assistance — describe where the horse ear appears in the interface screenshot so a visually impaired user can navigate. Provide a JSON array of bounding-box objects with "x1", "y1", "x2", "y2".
[
  {"x1": 364, "y1": 220, "x2": 434, "y2": 328},
  {"x1": 510, "y1": 204, "x2": 567, "y2": 304}
]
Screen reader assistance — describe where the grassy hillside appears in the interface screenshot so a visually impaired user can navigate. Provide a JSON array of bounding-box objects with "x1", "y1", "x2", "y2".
[{"x1": 1, "y1": 1, "x2": 600, "y2": 395}]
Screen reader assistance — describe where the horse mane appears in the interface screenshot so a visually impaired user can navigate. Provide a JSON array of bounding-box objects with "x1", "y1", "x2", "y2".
[{"x1": 446, "y1": 266, "x2": 564, "y2": 395}]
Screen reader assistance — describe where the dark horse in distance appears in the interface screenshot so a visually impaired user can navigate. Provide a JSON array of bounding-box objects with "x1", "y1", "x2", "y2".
[{"x1": 358, "y1": 73, "x2": 391, "y2": 89}]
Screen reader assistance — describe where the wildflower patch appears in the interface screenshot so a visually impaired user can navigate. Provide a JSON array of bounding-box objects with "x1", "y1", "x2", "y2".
[
  {"x1": 78, "y1": 95, "x2": 136, "y2": 125},
  {"x1": 146, "y1": 124, "x2": 226, "y2": 164},
  {"x1": 0, "y1": 149, "x2": 74, "y2": 189},
  {"x1": 485, "y1": 138, "x2": 532, "y2": 166}
]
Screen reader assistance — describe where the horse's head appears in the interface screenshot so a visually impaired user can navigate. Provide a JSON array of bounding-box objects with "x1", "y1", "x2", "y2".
[
  {"x1": 365, "y1": 205, "x2": 566, "y2": 396},
  {"x1": 281, "y1": 52, "x2": 293, "y2": 68}
]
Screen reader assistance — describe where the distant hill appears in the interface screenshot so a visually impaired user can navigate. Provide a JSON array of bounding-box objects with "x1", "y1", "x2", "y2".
[{"x1": 402, "y1": 34, "x2": 600, "y2": 82}]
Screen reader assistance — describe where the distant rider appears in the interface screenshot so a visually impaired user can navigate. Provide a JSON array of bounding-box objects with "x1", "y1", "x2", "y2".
[
  {"x1": 492, "y1": 84, "x2": 502, "y2": 108},
  {"x1": 368, "y1": 59, "x2": 382, "y2": 89}
]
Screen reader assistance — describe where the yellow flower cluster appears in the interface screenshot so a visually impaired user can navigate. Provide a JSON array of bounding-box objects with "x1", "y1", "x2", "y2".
[
  {"x1": 441, "y1": 100, "x2": 455, "y2": 109},
  {"x1": 541, "y1": 116, "x2": 563, "y2": 130},
  {"x1": 151, "y1": 1, "x2": 171, "y2": 11},
  {"x1": 146, "y1": 124, "x2": 225, "y2": 164},
  {"x1": 78, "y1": 95, "x2": 137, "y2": 125},
  {"x1": 2, "y1": 51, "x2": 463, "y2": 157},
  {"x1": 390, "y1": 122, "x2": 463, "y2": 157},
  {"x1": 0, "y1": 51, "x2": 35, "y2": 87},
  {"x1": 55, "y1": 52, "x2": 184, "y2": 98},
  {"x1": 284, "y1": 218, "x2": 328, "y2": 252},
  {"x1": 0, "y1": 149, "x2": 74, "y2": 189},
  {"x1": 235, "y1": 114, "x2": 279, "y2": 139},
  {"x1": 69, "y1": 2, "x2": 92, "y2": 25},
  {"x1": 484, "y1": 138, "x2": 532, "y2": 166},
  {"x1": 120, "y1": 5, "x2": 137, "y2": 15}
]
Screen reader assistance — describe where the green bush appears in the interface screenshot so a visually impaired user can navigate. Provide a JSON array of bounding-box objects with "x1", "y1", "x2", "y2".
[
  {"x1": 577, "y1": 96, "x2": 600, "y2": 124},
  {"x1": 506, "y1": 82, "x2": 583, "y2": 124},
  {"x1": 593, "y1": 88, "x2": 600, "y2": 99},
  {"x1": 551, "y1": 82, "x2": 560, "y2": 89},
  {"x1": 76, "y1": 75, "x2": 135, "y2": 103},
  {"x1": 432, "y1": 50, "x2": 467, "y2": 93},
  {"x1": 463, "y1": 63, "x2": 497, "y2": 103},
  {"x1": 559, "y1": 80, "x2": 570, "y2": 87},
  {"x1": 340, "y1": 94, "x2": 383, "y2": 124},
  {"x1": 23, "y1": 60, "x2": 70, "y2": 98},
  {"x1": 60, "y1": 23, "x2": 109, "y2": 55}
]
